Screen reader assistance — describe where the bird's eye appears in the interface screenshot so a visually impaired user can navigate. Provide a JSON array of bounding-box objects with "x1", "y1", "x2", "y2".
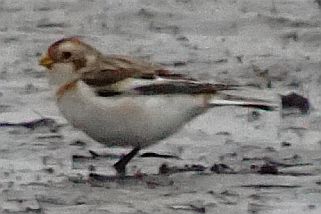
[{"x1": 62, "y1": 51, "x2": 72, "y2": 59}]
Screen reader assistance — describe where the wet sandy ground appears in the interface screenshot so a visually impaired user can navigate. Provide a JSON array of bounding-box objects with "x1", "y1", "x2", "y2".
[{"x1": 1, "y1": 0, "x2": 321, "y2": 213}]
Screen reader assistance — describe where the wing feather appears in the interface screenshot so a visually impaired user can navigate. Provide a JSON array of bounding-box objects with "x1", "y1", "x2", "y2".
[
  {"x1": 81, "y1": 54, "x2": 198, "y2": 87},
  {"x1": 81, "y1": 54, "x2": 162, "y2": 86},
  {"x1": 79, "y1": 54, "x2": 235, "y2": 96}
]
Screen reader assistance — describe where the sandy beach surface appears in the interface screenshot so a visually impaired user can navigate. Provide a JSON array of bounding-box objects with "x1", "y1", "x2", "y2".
[{"x1": 1, "y1": 0, "x2": 321, "y2": 213}]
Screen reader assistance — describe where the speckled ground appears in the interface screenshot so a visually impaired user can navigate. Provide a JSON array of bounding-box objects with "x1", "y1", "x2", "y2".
[{"x1": 0, "y1": 0, "x2": 321, "y2": 213}]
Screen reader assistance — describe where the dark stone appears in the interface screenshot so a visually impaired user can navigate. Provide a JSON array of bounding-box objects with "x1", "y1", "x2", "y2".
[
  {"x1": 236, "y1": 55, "x2": 243, "y2": 63},
  {"x1": 281, "y1": 141, "x2": 291, "y2": 147},
  {"x1": 189, "y1": 164, "x2": 206, "y2": 171},
  {"x1": 308, "y1": 204, "x2": 316, "y2": 210},
  {"x1": 251, "y1": 110, "x2": 261, "y2": 120},
  {"x1": 258, "y1": 164, "x2": 278, "y2": 175},
  {"x1": 176, "y1": 35, "x2": 189, "y2": 42},
  {"x1": 265, "y1": 146, "x2": 276, "y2": 152},
  {"x1": 173, "y1": 61, "x2": 187, "y2": 67},
  {"x1": 43, "y1": 167, "x2": 54, "y2": 174},
  {"x1": 69, "y1": 140, "x2": 87, "y2": 146},
  {"x1": 281, "y1": 92, "x2": 310, "y2": 114},
  {"x1": 88, "y1": 165, "x2": 96, "y2": 172},
  {"x1": 137, "y1": 8, "x2": 155, "y2": 18},
  {"x1": 159, "y1": 163, "x2": 170, "y2": 174},
  {"x1": 210, "y1": 163, "x2": 232, "y2": 173},
  {"x1": 250, "y1": 164, "x2": 259, "y2": 170}
]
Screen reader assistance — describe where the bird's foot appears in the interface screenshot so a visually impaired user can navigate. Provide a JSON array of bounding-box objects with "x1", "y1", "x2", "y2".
[{"x1": 113, "y1": 146, "x2": 140, "y2": 177}]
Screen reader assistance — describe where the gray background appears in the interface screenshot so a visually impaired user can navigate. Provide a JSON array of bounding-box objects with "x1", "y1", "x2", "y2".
[{"x1": 0, "y1": 0, "x2": 321, "y2": 213}]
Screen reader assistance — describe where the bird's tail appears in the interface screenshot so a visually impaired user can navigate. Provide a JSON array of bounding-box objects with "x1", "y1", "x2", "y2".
[{"x1": 208, "y1": 94, "x2": 278, "y2": 111}]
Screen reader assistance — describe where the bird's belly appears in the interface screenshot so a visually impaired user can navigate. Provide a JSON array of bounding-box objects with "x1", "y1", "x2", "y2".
[{"x1": 57, "y1": 85, "x2": 206, "y2": 148}]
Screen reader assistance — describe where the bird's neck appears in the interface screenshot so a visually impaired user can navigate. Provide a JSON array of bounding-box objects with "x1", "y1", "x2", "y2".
[
  {"x1": 47, "y1": 63, "x2": 79, "y2": 86},
  {"x1": 55, "y1": 80, "x2": 79, "y2": 101}
]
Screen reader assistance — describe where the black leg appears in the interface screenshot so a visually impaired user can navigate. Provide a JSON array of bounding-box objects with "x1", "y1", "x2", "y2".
[{"x1": 113, "y1": 146, "x2": 140, "y2": 176}]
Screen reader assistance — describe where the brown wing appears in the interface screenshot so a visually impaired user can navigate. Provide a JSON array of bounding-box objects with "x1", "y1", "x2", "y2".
[
  {"x1": 82, "y1": 54, "x2": 162, "y2": 86},
  {"x1": 81, "y1": 54, "x2": 195, "y2": 87},
  {"x1": 80, "y1": 54, "x2": 238, "y2": 97}
]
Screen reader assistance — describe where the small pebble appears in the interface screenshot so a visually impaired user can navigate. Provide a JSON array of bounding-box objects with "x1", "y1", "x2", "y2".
[
  {"x1": 210, "y1": 163, "x2": 232, "y2": 173},
  {"x1": 281, "y1": 141, "x2": 291, "y2": 147},
  {"x1": 281, "y1": 92, "x2": 310, "y2": 114},
  {"x1": 88, "y1": 165, "x2": 96, "y2": 172},
  {"x1": 308, "y1": 204, "x2": 316, "y2": 210},
  {"x1": 265, "y1": 146, "x2": 276, "y2": 152},
  {"x1": 159, "y1": 163, "x2": 170, "y2": 174},
  {"x1": 258, "y1": 164, "x2": 278, "y2": 175},
  {"x1": 69, "y1": 140, "x2": 87, "y2": 146},
  {"x1": 43, "y1": 167, "x2": 54, "y2": 174}
]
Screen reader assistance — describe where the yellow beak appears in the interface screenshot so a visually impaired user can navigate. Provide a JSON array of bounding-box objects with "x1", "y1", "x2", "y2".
[{"x1": 39, "y1": 54, "x2": 54, "y2": 69}]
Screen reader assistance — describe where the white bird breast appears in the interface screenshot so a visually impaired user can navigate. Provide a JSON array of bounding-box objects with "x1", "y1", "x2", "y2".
[{"x1": 57, "y1": 81, "x2": 207, "y2": 148}]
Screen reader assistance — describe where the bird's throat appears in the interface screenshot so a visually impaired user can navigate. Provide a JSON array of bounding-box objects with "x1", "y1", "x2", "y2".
[{"x1": 56, "y1": 80, "x2": 78, "y2": 101}]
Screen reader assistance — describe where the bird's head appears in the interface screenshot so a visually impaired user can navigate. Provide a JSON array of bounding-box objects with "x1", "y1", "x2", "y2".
[{"x1": 39, "y1": 37, "x2": 100, "y2": 85}]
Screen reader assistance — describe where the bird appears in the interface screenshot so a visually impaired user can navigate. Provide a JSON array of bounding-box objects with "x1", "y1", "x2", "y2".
[{"x1": 39, "y1": 37, "x2": 277, "y2": 175}]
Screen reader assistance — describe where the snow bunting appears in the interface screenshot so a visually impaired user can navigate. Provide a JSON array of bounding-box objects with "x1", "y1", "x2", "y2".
[{"x1": 39, "y1": 37, "x2": 276, "y2": 175}]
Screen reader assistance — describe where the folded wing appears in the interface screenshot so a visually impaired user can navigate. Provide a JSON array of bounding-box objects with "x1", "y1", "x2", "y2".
[{"x1": 79, "y1": 54, "x2": 277, "y2": 111}]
